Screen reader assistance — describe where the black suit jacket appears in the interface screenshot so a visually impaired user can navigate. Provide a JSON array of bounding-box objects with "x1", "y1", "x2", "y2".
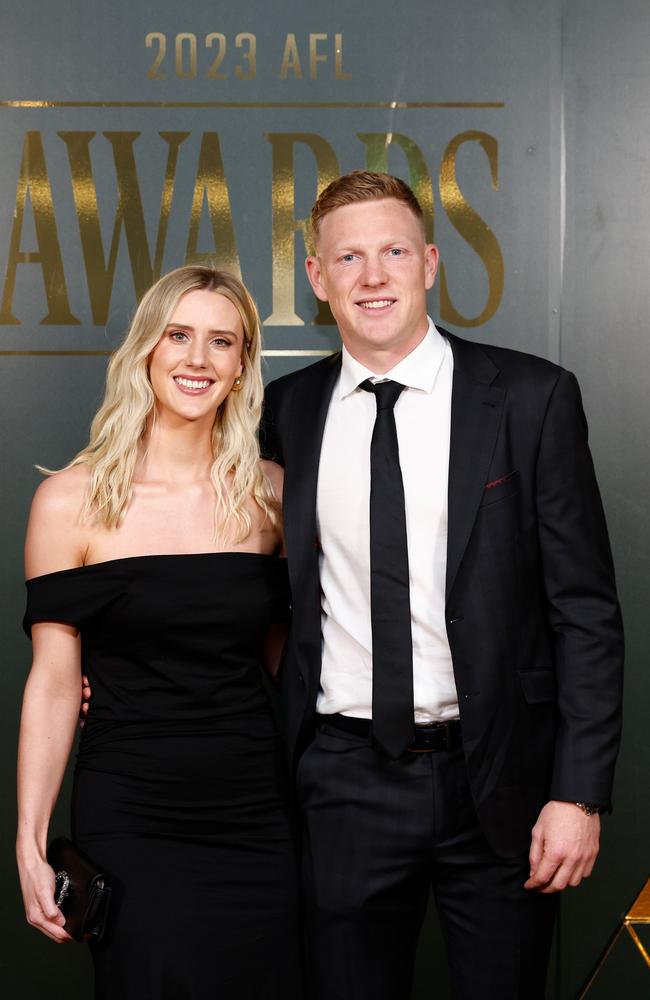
[{"x1": 261, "y1": 331, "x2": 624, "y2": 857}]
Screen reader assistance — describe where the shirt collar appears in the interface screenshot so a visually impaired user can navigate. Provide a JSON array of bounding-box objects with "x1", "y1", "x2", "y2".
[{"x1": 338, "y1": 318, "x2": 447, "y2": 399}]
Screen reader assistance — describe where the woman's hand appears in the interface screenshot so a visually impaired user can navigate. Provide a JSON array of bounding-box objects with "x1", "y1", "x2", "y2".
[
  {"x1": 80, "y1": 674, "x2": 92, "y2": 727},
  {"x1": 17, "y1": 852, "x2": 72, "y2": 943}
]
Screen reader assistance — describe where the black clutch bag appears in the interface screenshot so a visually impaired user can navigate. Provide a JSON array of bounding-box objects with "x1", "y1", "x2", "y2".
[{"x1": 47, "y1": 837, "x2": 112, "y2": 943}]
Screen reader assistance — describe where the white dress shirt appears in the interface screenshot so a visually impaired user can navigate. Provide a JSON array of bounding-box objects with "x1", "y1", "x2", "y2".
[{"x1": 315, "y1": 319, "x2": 459, "y2": 723}]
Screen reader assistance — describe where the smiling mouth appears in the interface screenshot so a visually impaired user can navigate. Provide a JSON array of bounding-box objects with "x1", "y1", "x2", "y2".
[
  {"x1": 357, "y1": 299, "x2": 396, "y2": 311},
  {"x1": 173, "y1": 376, "x2": 214, "y2": 394}
]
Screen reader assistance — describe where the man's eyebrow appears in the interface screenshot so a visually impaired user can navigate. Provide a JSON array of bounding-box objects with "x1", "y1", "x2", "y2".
[{"x1": 332, "y1": 234, "x2": 417, "y2": 250}]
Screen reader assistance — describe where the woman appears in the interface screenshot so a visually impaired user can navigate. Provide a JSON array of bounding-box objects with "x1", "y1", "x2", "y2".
[{"x1": 16, "y1": 266, "x2": 303, "y2": 998}]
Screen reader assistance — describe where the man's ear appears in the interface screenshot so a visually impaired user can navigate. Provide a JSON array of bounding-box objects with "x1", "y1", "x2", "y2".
[
  {"x1": 305, "y1": 256, "x2": 329, "y2": 302},
  {"x1": 424, "y1": 244, "x2": 439, "y2": 290}
]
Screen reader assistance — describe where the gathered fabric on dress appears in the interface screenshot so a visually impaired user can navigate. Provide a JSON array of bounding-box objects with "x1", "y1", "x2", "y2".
[{"x1": 24, "y1": 553, "x2": 303, "y2": 1000}]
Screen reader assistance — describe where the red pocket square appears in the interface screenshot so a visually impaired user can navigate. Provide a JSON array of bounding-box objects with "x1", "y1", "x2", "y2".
[{"x1": 485, "y1": 471, "x2": 516, "y2": 490}]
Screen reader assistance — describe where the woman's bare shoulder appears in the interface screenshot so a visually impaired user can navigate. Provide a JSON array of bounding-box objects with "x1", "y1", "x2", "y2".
[
  {"x1": 31, "y1": 464, "x2": 91, "y2": 510},
  {"x1": 26, "y1": 465, "x2": 91, "y2": 577},
  {"x1": 260, "y1": 459, "x2": 284, "y2": 502}
]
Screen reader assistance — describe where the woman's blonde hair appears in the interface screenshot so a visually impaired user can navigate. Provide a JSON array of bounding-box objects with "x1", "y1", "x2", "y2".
[{"x1": 51, "y1": 265, "x2": 276, "y2": 542}]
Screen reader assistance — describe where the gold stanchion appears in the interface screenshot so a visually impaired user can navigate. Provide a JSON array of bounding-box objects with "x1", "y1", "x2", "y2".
[{"x1": 579, "y1": 877, "x2": 650, "y2": 997}]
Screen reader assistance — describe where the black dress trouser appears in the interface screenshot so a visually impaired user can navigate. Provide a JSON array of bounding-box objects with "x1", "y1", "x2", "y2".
[{"x1": 297, "y1": 721, "x2": 557, "y2": 1000}]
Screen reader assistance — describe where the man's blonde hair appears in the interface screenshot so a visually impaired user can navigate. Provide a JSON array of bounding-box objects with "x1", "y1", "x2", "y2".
[{"x1": 310, "y1": 171, "x2": 425, "y2": 242}]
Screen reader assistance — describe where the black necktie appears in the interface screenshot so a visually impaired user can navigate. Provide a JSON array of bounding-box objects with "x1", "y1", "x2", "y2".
[{"x1": 360, "y1": 379, "x2": 414, "y2": 759}]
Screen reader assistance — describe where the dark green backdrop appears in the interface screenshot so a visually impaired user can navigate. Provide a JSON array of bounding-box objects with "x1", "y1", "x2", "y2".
[{"x1": 1, "y1": 2, "x2": 648, "y2": 996}]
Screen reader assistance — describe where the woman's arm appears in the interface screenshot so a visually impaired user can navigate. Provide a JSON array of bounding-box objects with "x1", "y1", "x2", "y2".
[
  {"x1": 263, "y1": 623, "x2": 289, "y2": 680},
  {"x1": 17, "y1": 472, "x2": 87, "y2": 942},
  {"x1": 17, "y1": 623, "x2": 81, "y2": 942}
]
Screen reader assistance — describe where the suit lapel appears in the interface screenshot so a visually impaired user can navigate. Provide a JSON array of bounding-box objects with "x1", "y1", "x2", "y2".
[
  {"x1": 445, "y1": 333, "x2": 505, "y2": 598},
  {"x1": 283, "y1": 354, "x2": 342, "y2": 580},
  {"x1": 280, "y1": 334, "x2": 503, "y2": 609}
]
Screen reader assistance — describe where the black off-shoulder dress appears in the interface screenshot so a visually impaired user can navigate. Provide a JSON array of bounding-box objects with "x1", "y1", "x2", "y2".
[{"x1": 24, "y1": 553, "x2": 302, "y2": 1000}]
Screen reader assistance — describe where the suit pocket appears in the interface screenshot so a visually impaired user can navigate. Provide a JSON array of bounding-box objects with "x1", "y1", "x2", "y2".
[
  {"x1": 518, "y1": 668, "x2": 556, "y2": 704},
  {"x1": 480, "y1": 470, "x2": 520, "y2": 507},
  {"x1": 294, "y1": 737, "x2": 317, "y2": 801}
]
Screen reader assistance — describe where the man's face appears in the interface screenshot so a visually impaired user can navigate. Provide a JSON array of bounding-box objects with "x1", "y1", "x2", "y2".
[{"x1": 306, "y1": 197, "x2": 438, "y2": 371}]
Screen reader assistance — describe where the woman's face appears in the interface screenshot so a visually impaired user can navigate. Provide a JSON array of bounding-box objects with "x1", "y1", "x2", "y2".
[{"x1": 148, "y1": 289, "x2": 245, "y2": 425}]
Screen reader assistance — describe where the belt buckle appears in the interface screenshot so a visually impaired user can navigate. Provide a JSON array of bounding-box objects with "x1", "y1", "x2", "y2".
[
  {"x1": 408, "y1": 723, "x2": 437, "y2": 753},
  {"x1": 407, "y1": 721, "x2": 455, "y2": 753}
]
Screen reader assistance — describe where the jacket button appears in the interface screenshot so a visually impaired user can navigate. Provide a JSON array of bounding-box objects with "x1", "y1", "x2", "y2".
[{"x1": 297, "y1": 672, "x2": 305, "y2": 685}]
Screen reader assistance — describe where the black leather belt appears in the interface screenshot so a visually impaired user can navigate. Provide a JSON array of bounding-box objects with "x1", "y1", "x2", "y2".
[{"x1": 317, "y1": 714, "x2": 462, "y2": 753}]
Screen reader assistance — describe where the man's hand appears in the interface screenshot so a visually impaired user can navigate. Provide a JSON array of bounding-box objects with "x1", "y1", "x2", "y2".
[
  {"x1": 524, "y1": 800, "x2": 600, "y2": 893},
  {"x1": 79, "y1": 674, "x2": 91, "y2": 728}
]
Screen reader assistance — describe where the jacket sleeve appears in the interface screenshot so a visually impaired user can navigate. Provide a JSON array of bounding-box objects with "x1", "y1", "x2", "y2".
[{"x1": 535, "y1": 369, "x2": 624, "y2": 808}]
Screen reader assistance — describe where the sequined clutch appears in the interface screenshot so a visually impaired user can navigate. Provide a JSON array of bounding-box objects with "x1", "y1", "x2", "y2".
[{"x1": 47, "y1": 837, "x2": 112, "y2": 943}]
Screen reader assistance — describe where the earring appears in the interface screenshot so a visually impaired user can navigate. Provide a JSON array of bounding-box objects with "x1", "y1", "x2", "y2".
[{"x1": 231, "y1": 376, "x2": 243, "y2": 392}]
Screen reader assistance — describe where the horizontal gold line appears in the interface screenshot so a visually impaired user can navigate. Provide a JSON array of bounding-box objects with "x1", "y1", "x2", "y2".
[
  {"x1": 0, "y1": 349, "x2": 112, "y2": 356},
  {"x1": 0, "y1": 100, "x2": 504, "y2": 110},
  {"x1": 0, "y1": 348, "x2": 336, "y2": 357}
]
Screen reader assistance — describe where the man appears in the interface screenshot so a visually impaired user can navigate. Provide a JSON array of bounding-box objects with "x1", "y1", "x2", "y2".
[{"x1": 261, "y1": 171, "x2": 623, "y2": 999}]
